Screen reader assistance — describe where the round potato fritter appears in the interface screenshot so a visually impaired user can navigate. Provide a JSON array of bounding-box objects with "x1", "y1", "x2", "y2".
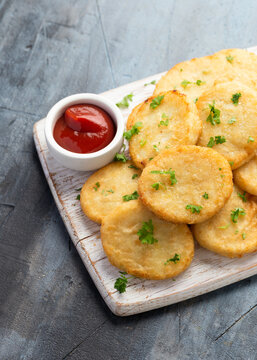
[
  {"x1": 196, "y1": 81, "x2": 257, "y2": 169},
  {"x1": 127, "y1": 90, "x2": 201, "y2": 169},
  {"x1": 153, "y1": 48, "x2": 257, "y2": 101},
  {"x1": 234, "y1": 155, "x2": 257, "y2": 196},
  {"x1": 80, "y1": 161, "x2": 141, "y2": 224},
  {"x1": 192, "y1": 185, "x2": 257, "y2": 258},
  {"x1": 101, "y1": 201, "x2": 194, "y2": 280},
  {"x1": 138, "y1": 145, "x2": 233, "y2": 224}
]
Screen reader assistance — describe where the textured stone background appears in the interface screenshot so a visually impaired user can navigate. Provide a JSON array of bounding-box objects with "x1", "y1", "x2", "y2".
[{"x1": 1, "y1": 0, "x2": 257, "y2": 359}]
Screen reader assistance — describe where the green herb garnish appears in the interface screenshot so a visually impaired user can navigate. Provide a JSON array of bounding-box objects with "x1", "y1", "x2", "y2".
[
  {"x1": 144, "y1": 80, "x2": 156, "y2": 86},
  {"x1": 226, "y1": 55, "x2": 234, "y2": 63},
  {"x1": 132, "y1": 174, "x2": 138, "y2": 180},
  {"x1": 218, "y1": 224, "x2": 230, "y2": 229},
  {"x1": 114, "y1": 272, "x2": 128, "y2": 293},
  {"x1": 76, "y1": 194, "x2": 80, "y2": 200},
  {"x1": 93, "y1": 182, "x2": 100, "y2": 191},
  {"x1": 150, "y1": 95, "x2": 164, "y2": 109},
  {"x1": 237, "y1": 191, "x2": 247, "y2": 202},
  {"x1": 152, "y1": 182, "x2": 160, "y2": 190},
  {"x1": 128, "y1": 164, "x2": 139, "y2": 170},
  {"x1": 153, "y1": 144, "x2": 159, "y2": 152},
  {"x1": 231, "y1": 208, "x2": 246, "y2": 223},
  {"x1": 231, "y1": 92, "x2": 241, "y2": 105},
  {"x1": 107, "y1": 189, "x2": 114, "y2": 193},
  {"x1": 248, "y1": 136, "x2": 254, "y2": 143},
  {"x1": 123, "y1": 122, "x2": 142, "y2": 141},
  {"x1": 140, "y1": 139, "x2": 146, "y2": 147},
  {"x1": 228, "y1": 117, "x2": 236, "y2": 124},
  {"x1": 116, "y1": 93, "x2": 133, "y2": 108},
  {"x1": 229, "y1": 161, "x2": 234, "y2": 166},
  {"x1": 151, "y1": 168, "x2": 177, "y2": 185},
  {"x1": 203, "y1": 192, "x2": 209, "y2": 199},
  {"x1": 242, "y1": 233, "x2": 246, "y2": 240},
  {"x1": 194, "y1": 97, "x2": 199, "y2": 103},
  {"x1": 137, "y1": 219, "x2": 158, "y2": 244},
  {"x1": 206, "y1": 101, "x2": 221, "y2": 125},
  {"x1": 122, "y1": 191, "x2": 139, "y2": 202},
  {"x1": 185, "y1": 204, "x2": 203, "y2": 214},
  {"x1": 195, "y1": 79, "x2": 206, "y2": 86},
  {"x1": 114, "y1": 152, "x2": 128, "y2": 162},
  {"x1": 181, "y1": 80, "x2": 191, "y2": 88},
  {"x1": 207, "y1": 135, "x2": 226, "y2": 147},
  {"x1": 164, "y1": 253, "x2": 180, "y2": 265}
]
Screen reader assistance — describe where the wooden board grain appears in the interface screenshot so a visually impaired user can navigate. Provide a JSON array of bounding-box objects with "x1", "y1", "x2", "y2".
[{"x1": 33, "y1": 46, "x2": 257, "y2": 316}]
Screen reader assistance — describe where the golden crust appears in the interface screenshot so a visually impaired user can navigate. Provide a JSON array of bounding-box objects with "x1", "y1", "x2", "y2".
[
  {"x1": 101, "y1": 200, "x2": 194, "y2": 280},
  {"x1": 80, "y1": 161, "x2": 141, "y2": 224},
  {"x1": 234, "y1": 155, "x2": 257, "y2": 196},
  {"x1": 154, "y1": 48, "x2": 257, "y2": 100},
  {"x1": 196, "y1": 81, "x2": 257, "y2": 169},
  {"x1": 138, "y1": 145, "x2": 233, "y2": 224},
  {"x1": 192, "y1": 185, "x2": 257, "y2": 258},
  {"x1": 127, "y1": 90, "x2": 202, "y2": 169}
]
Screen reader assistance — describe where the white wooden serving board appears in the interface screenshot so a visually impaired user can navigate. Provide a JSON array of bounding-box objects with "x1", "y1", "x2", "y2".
[{"x1": 33, "y1": 46, "x2": 257, "y2": 316}]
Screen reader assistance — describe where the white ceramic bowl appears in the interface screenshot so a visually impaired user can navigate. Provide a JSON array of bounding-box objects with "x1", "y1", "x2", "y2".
[{"x1": 45, "y1": 93, "x2": 124, "y2": 171}]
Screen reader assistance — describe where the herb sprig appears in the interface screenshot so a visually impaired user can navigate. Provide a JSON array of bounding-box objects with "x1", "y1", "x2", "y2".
[{"x1": 137, "y1": 219, "x2": 158, "y2": 244}]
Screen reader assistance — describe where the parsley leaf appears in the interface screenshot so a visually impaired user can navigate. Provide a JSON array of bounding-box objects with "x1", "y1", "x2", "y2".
[
  {"x1": 114, "y1": 152, "x2": 128, "y2": 163},
  {"x1": 114, "y1": 271, "x2": 128, "y2": 293},
  {"x1": 203, "y1": 192, "x2": 209, "y2": 199},
  {"x1": 128, "y1": 164, "x2": 139, "y2": 170},
  {"x1": 195, "y1": 79, "x2": 206, "y2": 86},
  {"x1": 93, "y1": 182, "x2": 100, "y2": 191},
  {"x1": 229, "y1": 161, "x2": 234, "y2": 166},
  {"x1": 181, "y1": 80, "x2": 191, "y2": 88},
  {"x1": 206, "y1": 101, "x2": 221, "y2": 125},
  {"x1": 116, "y1": 93, "x2": 133, "y2": 108},
  {"x1": 153, "y1": 144, "x2": 159, "y2": 152},
  {"x1": 237, "y1": 191, "x2": 247, "y2": 202},
  {"x1": 228, "y1": 117, "x2": 236, "y2": 124},
  {"x1": 194, "y1": 97, "x2": 199, "y2": 103},
  {"x1": 123, "y1": 122, "x2": 142, "y2": 141},
  {"x1": 226, "y1": 55, "x2": 234, "y2": 63},
  {"x1": 207, "y1": 135, "x2": 226, "y2": 147},
  {"x1": 248, "y1": 136, "x2": 254, "y2": 143},
  {"x1": 132, "y1": 174, "x2": 138, "y2": 180},
  {"x1": 122, "y1": 191, "x2": 139, "y2": 202},
  {"x1": 218, "y1": 224, "x2": 230, "y2": 229},
  {"x1": 107, "y1": 189, "x2": 114, "y2": 193},
  {"x1": 242, "y1": 233, "x2": 246, "y2": 240},
  {"x1": 231, "y1": 92, "x2": 241, "y2": 105},
  {"x1": 150, "y1": 95, "x2": 164, "y2": 109},
  {"x1": 140, "y1": 139, "x2": 146, "y2": 147},
  {"x1": 151, "y1": 168, "x2": 177, "y2": 185},
  {"x1": 185, "y1": 204, "x2": 203, "y2": 214},
  {"x1": 76, "y1": 194, "x2": 80, "y2": 200},
  {"x1": 152, "y1": 182, "x2": 160, "y2": 190},
  {"x1": 144, "y1": 80, "x2": 156, "y2": 86},
  {"x1": 158, "y1": 119, "x2": 169, "y2": 127},
  {"x1": 165, "y1": 253, "x2": 180, "y2": 265},
  {"x1": 137, "y1": 219, "x2": 158, "y2": 244},
  {"x1": 230, "y1": 208, "x2": 246, "y2": 223}
]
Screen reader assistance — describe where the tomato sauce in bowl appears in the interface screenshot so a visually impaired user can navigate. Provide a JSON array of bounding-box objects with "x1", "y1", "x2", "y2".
[{"x1": 53, "y1": 104, "x2": 116, "y2": 154}]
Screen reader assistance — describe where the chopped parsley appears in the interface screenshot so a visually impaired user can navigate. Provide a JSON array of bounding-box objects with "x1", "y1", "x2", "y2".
[
  {"x1": 206, "y1": 101, "x2": 221, "y2": 125},
  {"x1": 140, "y1": 139, "x2": 146, "y2": 147},
  {"x1": 153, "y1": 144, "x2": 159, "y2": 152},
  {"x1": 230, "y1": 208, "x2": 246, "y2": 223},
  {"x1": 185, "y1": 204, "x2": 203, "y2": 214},
  {"x1": 202, "y1": 192, "x2": 209, "y2": 199},
  {"x1": 106, "y1": 189, "x2": 114, "y2": 193},
  {"x1": 242, "y1": 233, "x2": 246, "y2": 240},
  {"x1": 194, "y1": 97, "x2": 199, "y2": 104},
  {"x1": 248, "y1": 136, "x2": 254, "y2": 143},
  {"x1": 152, "y1": 182, "x2": 160, "y2": 190},
  {"x1": 226, "y1": 55, "x2": 234, "y2": 63},
  {"x1": 137, "y1": 219, "x2": 158, "y2": 244},
  {"x1": 128, "y1": 164, "x2": 139, "y2": 170},
  {"x1": 114, "y1": 145, "x2": 128, "y2": 163},
  {"x1": 207, "y1": 135, "x2": 226, "y2": 147},
  {"x1": 238, "y1": 191, "x2": 247, "y2": 202},
  {"x1": 164, "y1": 253, "x2": 180, "y2": 265},
  {"x1": 144, "y1": 80, "x2": 156, "y2": 86},
  {"x1": 218, "y1": 224, "x2": 230, "y2": 229},
  {"x1": 195, "y1": 79, "x2": 206, "y2": 86},
  {"x1": 114, "y1": 271, "x2": 128, "y2": 293},
  {"x1": 158, "y1": 113, "x2": 169, "y2": 127},
  {"x1": 122, "y1": 191, "x2": 139, "y2": 202},
  {"x1": 93, "y1": 182, "x2": 100, "y2": 191},
  {"x1": 76, "y1": 194, "x2": 80, "y2": 200},
  {"x1": 150, "y1": 95, "x2": 164, "y2": 109},
  {"x1": 151, "y1": 168, "x2": 177, "y2": 185},
  {"x1": 132, "y1": 174, "x2": 138, "y2": 180},
  {"x1": 229, "y1": 161, "x2": 234, "y2": 166},
  {"x1": 75, "y1": 187, "x2": 82, "y2": 191},
  {"x1": 116, "y1": 93, "x2": 133, "y2": 108},
  {"x1": 181, "y1": 80, "x2": 191, "y2": 88},
  {"x1": 123, "y1": 122, "x2": 142, "y2": 141},
  {"x1": 228, "y1": 117, "x2": 236, "y2": 124},
  {"x1": 231, "y1": 92, "x2": 241, "y2": 105}
]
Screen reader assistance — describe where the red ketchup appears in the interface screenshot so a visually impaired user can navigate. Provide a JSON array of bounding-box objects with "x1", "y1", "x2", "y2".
[{"x1": 53, "y1": 104, "x2": 115, "y2": 154}]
